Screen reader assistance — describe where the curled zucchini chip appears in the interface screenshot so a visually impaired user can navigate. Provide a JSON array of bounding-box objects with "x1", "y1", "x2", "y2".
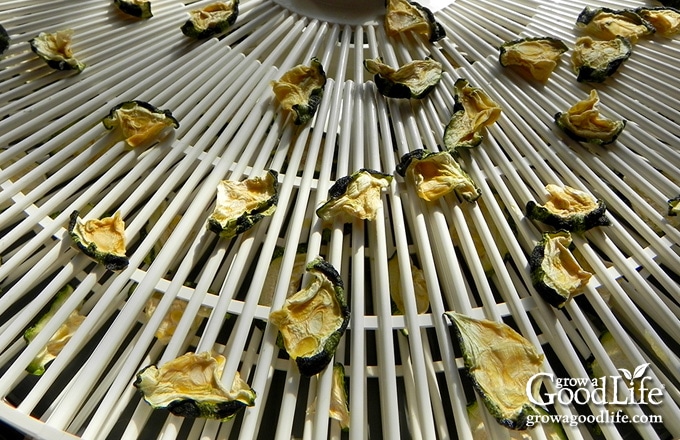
[
  {"x1": 102, "y1": 100, "x2": 179, "y2": 148},
  {"x1": 529, "y1": 231, "x2": 592, "y2": 308},
  {"x1": 526, "y1": 184, "x2": 610, "y2": 232},
  {"x1": 330, "y1": 363, "x2": 350, "y2": 431},
  {"x1": 554, "y1": 89, "x2": 626, "y2": 145},
  {"x1": 572, "y1": 36, "x2": 632, "y2": 83},
  {"x1": 499, "y1": 37, "x2": 568, "y2": 82},
  {"x1": 385, "y1": 0, "x2": 446, "y2": 42},
  {"x1": 271, "y1": 58, "x2": 326, "y2": 125},
  {"x1": 576, "y1": 7, "x2": 655, "y2": 43},
  {"x1": 207, "y1": 170, "x2": 278, "y2": 238},
  {"x1": 454, "y1": 78, "x2": 502, "y2": 131},
  {"x1": 668, "y1": 195, "x2": 680, "y2": 217},
  {"x1": 445, "y1": 312, "x2": 544, "y2": 430},
  {"x1": 134, "y1": 351, "x2": 256, "y2": 420},
  {"x1": 443, "y1": 107, "x2": 484, "y2": 153},
  {"x1": 443, "y1": 78, "x2": 501, "y2": 151},
  {"x1": 69, "y1": 210, "x2": 129, "y2": 271},
  {"x1": 114, "y1": 0, "x2": 152, "y2": 19},
  {"x1": 23, "y1": 285, "x2": 85, "y2": 376},
  {"x1": 0, "y1": 24, "x2": 9, "y2": 55},
  {"x1": 181, "y1": 1, "x2": 239, "y2": 39},
  {"x1": 364, "y1": 57, "x2": 442, "y2": 99},
  {"x1": 396, "y1": 149, "x2": 481, "y2": 202},
  {"x1": 636, "y1": 7, "x2": 680, "y2": 37},
  {"x1": 316, "y1": 168, "x2": 392, "y2": 223},
  {"x1": 29, "y1": 29, "x2": 84, "y2": 72},
  {"x1": 269, "y1": 257, "x2": 349, "y2": 376}
]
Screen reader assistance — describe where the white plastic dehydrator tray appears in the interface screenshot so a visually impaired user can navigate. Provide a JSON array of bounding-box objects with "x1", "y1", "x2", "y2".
[{"x1": 1, "y1": 0, "x2": 679, "y2": 438}]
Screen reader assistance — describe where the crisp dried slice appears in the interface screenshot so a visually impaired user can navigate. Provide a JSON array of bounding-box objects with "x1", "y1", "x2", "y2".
[
  {"x1": 69, "y1": 210, "x2": 129, "y2": 271},
  {"x1": 181, "y1": 1, "x2": 239, "y2": 39},
  {"x1": 668, "y1": 195, "x2": 680, "y2": 217},
  {"x1": 143, "y1": 294, "x2": 211, "y2": 344},
  {"x1": 23, "y1": 285, "x2": 85, "y2": 376},
  {"x1": 453, "y1": 79, "x2": 502, "y2": 130},
  {"x1": 114, "y1": 0, "x2": 152, "y2": 18},
  {"x1": 554, "y1": 89, "x2": 626, "y2": 145},
  {"x1": 396, "y1": 149, "x2": 481, "y2": 202},
  {"x1": 364, "y1": 57, "x2": 442, "y2": 99},
  {"x1": 330, "y1": 363, "x2": 350, "y2": 431},
  {"x1": 443, "y1": 107, "x2": 484, "y2": 153},
  {"x1": 316, "y1": 168, "x2": 392, "y2": 223},
  {"x1": 572, "y1": 36, "x2": 632, "y2": 83},
  {"x1": 269, "y1": 257, "x2": 349, "y2": 376},
  {"x1": 576, "y1": 7, "x2": 655, "y2": 43},
  {"x1": 134, "y1": 351, "x2": 256, "y2": 420},
  {"x1": 529, "y1": 231, "x2": 592, "y2": 308},
  {"x1": 0, "y1": 24, "x2": 9, "y2": 55},
  {"x1": 207, "y1": 170, "x2": 278, "y2": 238},
  {"x1": 499, "y1": 37, "x2": 568, "y2": 82},
  {"x1": 385, "y1": 0, "x2": 445, "y2": 42},
  {"x1": 526, "y1": 184, "x2": 610, "y2": 232},
  {"x1": 636, "y1": 7, "x2": 680, "y2": 37},
  {"x1": 444, "y1": 78, "x2": 501, "y2": 151},
  {"x1": 445, "y1": 312, "x2": 544, "y2": 430},
  {"x1": 29, "y1": 29, "x2": 84, "y2": 72},
  {"x1": 102, "y1": 100, "x2": 179, "y2": 148},
  {"x1": 271, "y1": 58, "x2": 326, "y2": 125}
]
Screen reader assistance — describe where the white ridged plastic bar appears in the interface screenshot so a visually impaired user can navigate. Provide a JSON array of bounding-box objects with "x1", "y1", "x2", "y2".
[{"x1": 1, "y1": 0, "x2": 679, "y2": 439}]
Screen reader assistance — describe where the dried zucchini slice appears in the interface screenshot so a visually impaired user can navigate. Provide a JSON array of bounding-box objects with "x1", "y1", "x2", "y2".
[
  {"x1": 271, "y1": 58, "x2": 326, "y2": 125},
  {"x1": 0, "y1": 24, "x2": 9, "y2": 55},
  {"x1": 102, "y1": 100, "x2": 179, "y2": 148},
  {"x1": 576, "y1": 7, "x2": 655, "y2": 43},
  {"x1": 444, "y1": 312, "x2": 544, "y2": 430},
  {"x1": 526, "y1": 184, "x2": 610, "y2": 233},
  {"x1": 181, "y1": 1, "x2": 239, "y2": 39},
  {"x1": 529, "y1": 231, "x2": 593, "y2": 308},
  {"x1": 23, "y1": 285, "x2": 85, "y2": 376},
  {"x1": 499, "y1": 37, "x2": 568, "y2": 82},
  {"x1": 269, "y1": 257, "x2": 349, "y2": 376},
  {"x1": 69, "y1": 210, "x2": 129, "y2": 271},
  {"x1": 316, "y1": 168, "x2": 392, "y2": 223},
  {"x1": 29, "y1": 29, "x2": 85, "y2": 72},
  {"x1": 443, "y1": 106, "x2": 484, "y2": 153},
  {"x1": 668, "y1": 195, "x2": 680, "y2": 217},
  {"x1": 572, "y1": 36, "x2": 632, "y2": 83},
  {"x1": 385, "y1": 0, "x2": 446, "y2": 42},
  {"x1": 330, "y1": 363, "x2": 350, "y2": 431},
  {"x1": 454, "y1": 78, "x2": 502, "y2": 130},
  {"x1": 554, "y1": 89, "x2": 626, "y2": 145},
  {"x1": 364, "y1": 57, "x2": 442, "y2": 99},
  {"x1": 134, "y1": 351, "x2": 256, "y2": 420},
  {"x1": 114, "y1": 0, "x2": 152, "y2": 19},
  {"x1": 636, "y1": 7, "x2": 680, "y2": 37},
  {"x1": 396, "y1": 149, "x2": 481, "y2": 202},
  {"x1": 207, "y1": 170, "x2": 278, "y2": 238}
]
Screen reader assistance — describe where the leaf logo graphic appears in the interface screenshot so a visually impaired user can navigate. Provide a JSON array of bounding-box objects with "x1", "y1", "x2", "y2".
[{"x1": 619, "y1": 363, "x2": 650, "y2": 386}]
